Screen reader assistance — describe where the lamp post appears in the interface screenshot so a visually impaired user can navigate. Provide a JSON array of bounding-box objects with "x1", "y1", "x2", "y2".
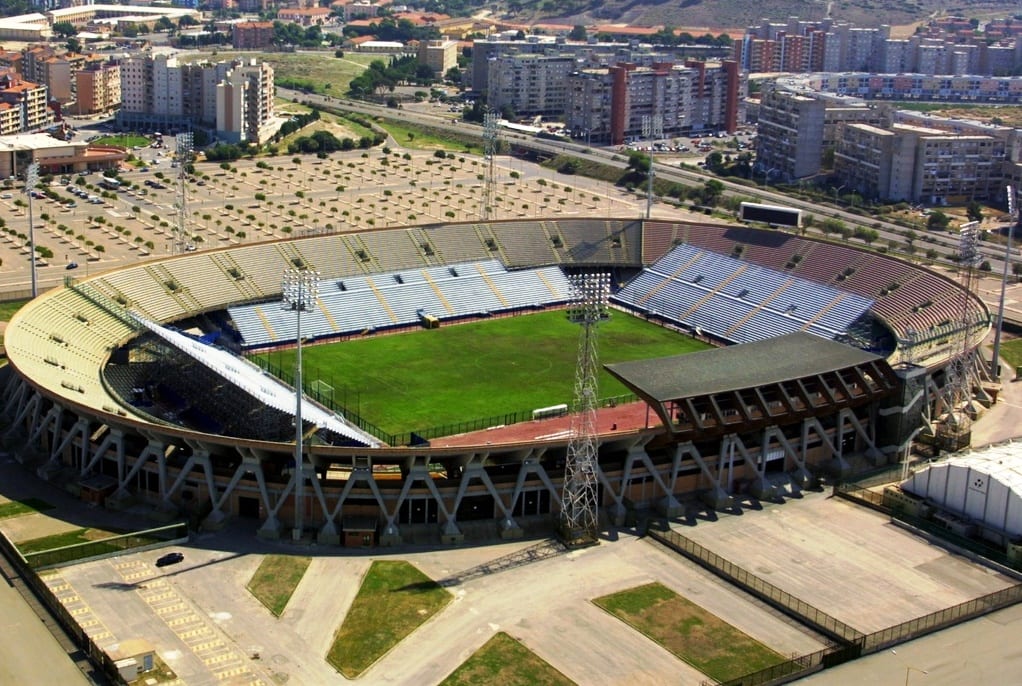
[
  {"x1": 642, "y1": 114, "x2": 662, "y2": 219},
  {"x1": 282, "y1": 268, "x2": 320, "y2": 542},
  {"x1": 991, "y1": 185, "x2": 1017, "y2": 380},
  {"x1": 25, "y1": 162, "x2": 38, "y2": 298},
  {"x1": 833, "y1": 183, "x2": 846, "y2": 206}
]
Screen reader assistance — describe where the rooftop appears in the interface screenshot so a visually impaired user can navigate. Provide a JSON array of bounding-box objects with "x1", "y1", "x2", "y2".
[{"x1": 606, "y1": 332, "x2": 883, "y2": 402}]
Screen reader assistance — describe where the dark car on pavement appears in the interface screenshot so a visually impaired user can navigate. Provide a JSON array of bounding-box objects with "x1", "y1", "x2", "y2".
[{"x1": 155, "y1": 552, "x2": 184, "y2": 567}]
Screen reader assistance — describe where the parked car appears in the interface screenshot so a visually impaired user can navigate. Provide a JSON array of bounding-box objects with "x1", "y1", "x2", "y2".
[{"x1": 155, "y1": 552, "x2": 184, "y2": 567}]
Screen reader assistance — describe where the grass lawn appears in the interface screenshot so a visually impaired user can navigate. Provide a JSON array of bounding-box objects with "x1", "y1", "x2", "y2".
[
  {"x1": 594, "y1": 582, "x2": 788, "y2": 683},
  {"x1": 439, "y1": 632, "x2": 575, "y2": 686},
  {"x1": 180, "y1": 51, "x2": 377, "y2": 96},
  {"x1": 0, "y1": 299, "x2": 28, "y2": 321},
  {"x1": 246, "y1": 554, "x2": 311, "y2": 617},
  {"x1": 375, "y1": 118, "x2": 483, "y2": 154},
  {"x1": 93, "y1": 134, "x2": 150, "y2": 148},
  {"x1": 996, "y1": 338, "x2": 1022, "y2": 370},
  {"x1": 0, "y1": 497, "x2": 53, "y2": 520},
  {"x1": 16, "y1": 527, "x2": 123, "y2": 554},
  {"x1": 256, "y1": 310, "x2": 707, "y2": 434},
  {"x1": 327, "y1": 560, "x2": 452, "y2": 678}
]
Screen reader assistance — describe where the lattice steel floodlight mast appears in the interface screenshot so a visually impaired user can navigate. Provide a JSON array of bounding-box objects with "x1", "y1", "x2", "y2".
[
  {"x1": 25, "y1": 162, "x2": 38, "y2": 298},
  {"x1": 482, "y1": 111, "x2": 499, "y2": 220},
  {"x1": 937, "y1": 222, "x2": 981, "y2": 451},
  {"x1": 561, "y1": 272, "x2": 610, "y2": 545},
  {"x1": 282, "y1": 268, "x2": 320, "y2": 541},
  {"x1": 175, "y1": 132, "x2": 193, "y2": 254}
]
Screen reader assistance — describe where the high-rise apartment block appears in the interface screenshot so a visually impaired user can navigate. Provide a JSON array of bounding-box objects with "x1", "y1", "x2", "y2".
[
  {"x1": 474, "y1": 35, "x2": 742, "y2": 138},
  {"x1": 756, "y1": 77, "x2": 1022, "y2": 203},
  {"x1": 566, "y1": 60, "x2": 741, "y2": 144},
  {"x1": 118, "y1": 55, "x2": 275, "y2": 143}
]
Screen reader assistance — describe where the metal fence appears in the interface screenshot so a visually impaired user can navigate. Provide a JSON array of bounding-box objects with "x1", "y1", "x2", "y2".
[
  {"x1": 649, "y1": 527, "x2": 863, "y2": 644},
  {"x1": 653, "y1": 525, "x2": 1022, "y2": 686},
  {"x1": 251, "y1": 354, "x2": 637, "y2": 446},
  {"x1": 23, "y1": 521, "x2": 190, "y2": 570},
  {"x1": 0, "y1": 530, "x2": 123, "y2": 684}
]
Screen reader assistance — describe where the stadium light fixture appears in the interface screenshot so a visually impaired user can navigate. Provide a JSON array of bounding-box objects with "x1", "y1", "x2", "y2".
[
  {"x1": 25, "y1": 162, "x2": 38, "y2": 298},
  {"x1": 282, "y1": 268, "x2": 320, "y2": 542}
]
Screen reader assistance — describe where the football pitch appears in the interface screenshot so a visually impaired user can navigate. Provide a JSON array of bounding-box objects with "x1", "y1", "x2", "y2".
[{"x1": 255, "y1": 310, "x2": 708, "y2": 435}]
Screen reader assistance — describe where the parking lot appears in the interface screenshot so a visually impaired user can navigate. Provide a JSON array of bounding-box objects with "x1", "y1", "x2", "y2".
[{"x1": 0, "y1": 135, "x2": 672, "y2": 295}]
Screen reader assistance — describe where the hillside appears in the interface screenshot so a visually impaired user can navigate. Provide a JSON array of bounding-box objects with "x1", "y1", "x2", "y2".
[{"x1": 503, "y1": 0, "x2": 1021, "y2": 31}]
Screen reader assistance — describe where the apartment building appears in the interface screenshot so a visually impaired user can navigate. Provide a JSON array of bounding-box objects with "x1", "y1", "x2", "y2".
[
  {"x1": 566, "y1": 60, "x2": 742, "y2": 144},
  {"x1": 233, "y1": 22, "x2": 275, "y2": 50},
  {"x1": 835, "y1": 122, "x2": 1007, "y2": 204},
  {"x1": 737, "y1": 14, "x2": 1022, "y2": 76},
  {"x1": 486, "y1": 53, "x2": 579, "y2": 117},
  {"x1": 0, "y1": 70, "x2": 50, "y2": 134},
  {"x1": 75, "y1": 61, "x2": 121, "y2": 115},
  {"x1": 119, "y1": 55, "x2": 274, "y2": 143},
  {"x1": 418, "y1": 39, "x2": 458, "y2": 78}
]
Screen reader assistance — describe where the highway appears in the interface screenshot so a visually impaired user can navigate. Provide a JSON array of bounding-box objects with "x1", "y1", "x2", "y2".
[{"x1": 281, "y1": 86, "x2": 1017, "y2": 276}]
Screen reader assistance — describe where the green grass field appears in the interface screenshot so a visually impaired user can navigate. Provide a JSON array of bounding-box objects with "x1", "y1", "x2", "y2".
[
  {"x1": 255, "y1": 310, "x2": 707, "y2": 434},
  {"x1": 439, "y1": 632, "x2": 575, "y2": 686},
  {"x1": 247, "y1": 554, "x2": 311, "y2": 617},
  {"x1": 594, "y1": 582, "x2": 789, "y2": 682},
  {"x1": 328, "y1": 560, "x2": 452, "y2": 678}
]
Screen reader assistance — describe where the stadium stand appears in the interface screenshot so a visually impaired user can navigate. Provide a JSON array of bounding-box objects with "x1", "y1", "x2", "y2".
[
  {"x1": 228, "y1": 260, "x2": 572, "y2": 349},
  {"x1": 614, "y1": 244, "x2": 875, "y2": 344}
]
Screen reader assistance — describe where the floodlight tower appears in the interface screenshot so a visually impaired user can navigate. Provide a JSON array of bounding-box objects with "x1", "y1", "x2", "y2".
[
  {"x1": 482, "y1": 111, "x2": 499, "y2": 220},
  {"x1": 990, "y1": 185, "x2": 1017, "y2": 380},
  {"x1": 642, "y1": 114, "x2": 662, "y2": 219},
  {"x1": 935, "y1": 222, "x2": 982, "y2": 452},
  {"x1": 560, "y1": 272, "x2": 610, "y2": 546},
  {"x1": 25, "y1": 162, "x2": 39, "y2": 298},
  {"x1": 175, "y1": 132, "x2": 193, "y2": 254},
  {"x1": 282, "y1": 268, "x2": 320, "y2": 541}
]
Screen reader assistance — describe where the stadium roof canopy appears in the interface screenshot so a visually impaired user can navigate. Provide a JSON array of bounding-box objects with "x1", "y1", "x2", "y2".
[
  {"x1": 606, "y1": 332, "x2": 884, "y2": 402},
  {"x1": 606, "y1": 333, "x2": 897, "y2": 440}
]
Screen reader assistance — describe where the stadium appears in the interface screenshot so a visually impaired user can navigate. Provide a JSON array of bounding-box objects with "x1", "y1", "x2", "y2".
[{"x1": 0, "y1": 218, "x2": 992, "y2": 545}]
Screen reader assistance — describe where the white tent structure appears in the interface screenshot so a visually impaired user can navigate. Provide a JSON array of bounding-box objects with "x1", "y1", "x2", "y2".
[{"x1": 902, "y1": 442, "x2": 1022, "y2": 540}]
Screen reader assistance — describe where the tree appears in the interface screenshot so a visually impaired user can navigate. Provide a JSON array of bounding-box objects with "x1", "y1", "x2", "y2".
[
  {"x1": 156, "y1": 16, "x2": 174, "y2": 32},
  {"x1": 821, "y1": 217, "x2": 846, "y2": 236},
  {"x1": 966, "y1": 201, "x2": 984, "y2": 223},
  {"x1": 568, "y1": 25, "x2": 587, "y2": 41},
  {"x1": 66, "y1": 37, "x2": 82, "y2": 54},
  {"x1": 927, "y1": 210, "x2": 951, "y2": 232},
  {"x1": 705, "y1": 151, "x2": 724, "y2": 174},
  {"x1": 52, "y1": 21, "x2": 76, "y2": 38},
  {"x1": 701, "y1": 179, "x2": 724, "y2": 206},
  {"x1": 626, "y1": 150, "x2": 650, "y2": 177}
]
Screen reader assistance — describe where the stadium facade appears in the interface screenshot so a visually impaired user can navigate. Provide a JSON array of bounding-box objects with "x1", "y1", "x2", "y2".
[{"x1": 0, "y1": 219, "x2": 991, "y2": 545}]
